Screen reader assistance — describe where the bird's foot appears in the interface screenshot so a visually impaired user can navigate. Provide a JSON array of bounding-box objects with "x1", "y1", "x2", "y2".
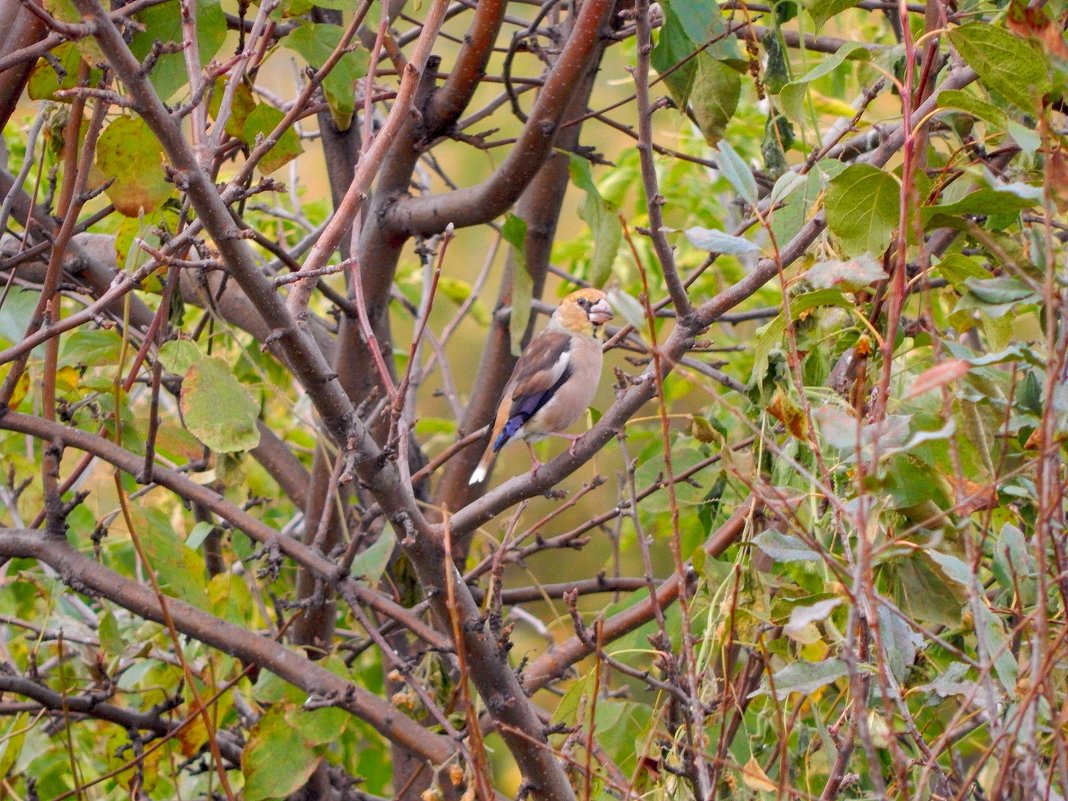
[{"x1": 525, "y1": 442, "x2": 543, "y2": 477}]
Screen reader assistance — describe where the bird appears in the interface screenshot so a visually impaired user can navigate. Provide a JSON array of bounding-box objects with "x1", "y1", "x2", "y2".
[{"x1": 469, "y1": 288, "x2": 614, "y2": 485}]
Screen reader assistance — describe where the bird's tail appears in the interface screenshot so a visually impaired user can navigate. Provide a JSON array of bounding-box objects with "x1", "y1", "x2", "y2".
[{"x1": 468, "y1": 445, "x2": 495, "y2": 485}]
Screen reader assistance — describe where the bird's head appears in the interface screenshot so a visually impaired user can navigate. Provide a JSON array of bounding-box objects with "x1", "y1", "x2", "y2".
[{"x1": 552, "y1": 288, "x2": 614, "y2": 335}]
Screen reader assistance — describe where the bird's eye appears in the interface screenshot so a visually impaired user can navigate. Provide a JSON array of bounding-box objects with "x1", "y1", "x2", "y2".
[{"x1": 577, "y1": 298, "x2": 591, "y2": 310}]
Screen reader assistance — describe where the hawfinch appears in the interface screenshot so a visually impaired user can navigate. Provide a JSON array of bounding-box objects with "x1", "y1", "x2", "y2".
[{"x1": 469, "y1": 288, "x2": 614, "y2": 485}]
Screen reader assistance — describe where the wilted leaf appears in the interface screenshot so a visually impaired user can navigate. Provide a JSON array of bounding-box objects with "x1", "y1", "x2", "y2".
[
  {"x1": 767, "y1": 388, "x2": 808, "y2": 438},
  {"x1": 96, "y1": 117, "x2": 173, "y2": 217},
  {"x1": 180, "y1": 357, "x2": 261, "y2": 452},
  {"x1": 1048, "y1": 149, "x2": 1068, "y2": 211},
  {"x1": 1005, "y1": 1, "x2": 1068, "y2": 61},
  {"x1": 907, "y1": 359, "x2": 971, "y2": 398},
  {"x1": 741, "y1": 756, "x2": 777, "y2": 793}
]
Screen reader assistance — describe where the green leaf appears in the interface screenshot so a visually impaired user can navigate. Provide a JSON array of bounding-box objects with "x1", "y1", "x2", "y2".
[
  {"x1": 691, "y1": 58, "x2": 741, "y2": 145},
  {"x1": 963, "y1": 276, "x2": 1037, "y2": 305},
  {"x1": 762, "y1": 30, "x2": 789, "y2": 94},
  {"x1": 0, "y1": 713, "x2": 28, "y2": 778},
  {"x1": 28, "y1": 43, "x2": 82, "y2": 101},
  {"x1": 59, "y1": 329, "x2": 123, "y2": 368},
  {"x1": 938, "y1": 89, "x2": 1008, "y2": 129},
  {"x1": 779, "y1": 42, "x2": 870, "y2": 120},
  {"x1": 551, "y1": 671, "x2": 595, "y2": 729},
  {"x1": 158, "y1": 339, "x2": 202, "y2": 374},
  {"x1": 568, "y1": 155, "x2": 622, "y2": 287},
  {"x1": 651, "y1": 0, "x2": 740, "y2": 105},
  {"x1": 975, "y1": 601, "x2": 1017, "y2": 692},
  {"x1": 96, "y1": 117, "x2": 173, "y2": 217},
  {"x1": 502, "y1": 213, "x2": 530, "y2": 357},
  {"x1": 128, "y1": 0, "x2": 226, "y2": 101},
  {"x1": 285, "y1": 22, "x2": 367, "y2": 130},
  {"x1": 715, "y1": 141, "x2": 757, "y2": 204},
  {"x1": 349, "y1": 530, "x2": 396, "y2": 585},
  {"x1": 186, "y1": 521, "x2": 216, "y2": 550},
  {"x1": 97, "y1": 608, "x2": 125, "y2": 656},
  {"x1": 243, "y1": 104, "x2": 304, "y2": 175},
  {"x1": 925, "y1": 550, "x2": 971, "y2": 588},
  {"x1": 180, "y1": 357, "x2": 261, "y2": 452},
  {"x1": 243, "y1": 706, "x2": 321, "y2": 801},
  {"x1": 888, "y1": 554, "x2": 965, "y2": 627},
  {"x1": 806, "y1": 0, "x2": 861, "y2": 28},
  {"x1": 936, "y1": 253, "x2": 988, "y2": 291},
  {"x1": 752, "y1": 529, "x2": 819, "y2": 562},
  {"x1": 437, "y1": 277, "x2": 490, "y2": 325},
  {"x1": 139, "y1": 508, "x2": 209, "y2": 609},
  {"x1": 752, "y1": 658, "x2": 848, "y2": 700},
  {"x1": 922, "y1": 188, "x2": 1036, "y2": 228},
  {"x1": 685, "y1": 227, "x2": 760, "y2": 255},
  {"x1": 825, "y1": 163, "x2": 899, "y2": 257},
  {"x1": 948, "y1": 23, "x2": 1049, "y2": 112},
  {"x1": 634, "y1": 446, "x2": 716, "y2": 513},
  {"x1": 750, "y1": 289, "x2": 855, "y2": 382},
  {"x1": 876, "y1": 603, "x2": 922, "y2": 682},
  {"x1": 43, "y1": 0, "x2": 105, "y2": 63}
]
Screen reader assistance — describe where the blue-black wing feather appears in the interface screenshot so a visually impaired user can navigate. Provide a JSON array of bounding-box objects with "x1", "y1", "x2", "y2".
[{"x1": 492, "y1": 366, "x2": 572, "y2": 452}]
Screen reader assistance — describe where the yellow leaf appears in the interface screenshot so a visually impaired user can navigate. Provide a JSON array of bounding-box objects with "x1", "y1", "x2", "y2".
[
  {"x1": 810, "y1": 90, "x2": 867, "y2": 119},
  {"x1": 741, "y1": 756, "x2": 777, "y2": 793}
]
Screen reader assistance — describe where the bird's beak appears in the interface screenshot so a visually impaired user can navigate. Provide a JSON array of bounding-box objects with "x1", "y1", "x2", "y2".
[{"x1": 588, "y1": 298, "x2": 614, "y2": 326}]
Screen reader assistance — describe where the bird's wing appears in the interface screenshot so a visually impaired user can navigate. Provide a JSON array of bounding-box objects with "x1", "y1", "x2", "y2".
[{"x1": 492, "y1": 331, "x2": 573, "y2": 451}]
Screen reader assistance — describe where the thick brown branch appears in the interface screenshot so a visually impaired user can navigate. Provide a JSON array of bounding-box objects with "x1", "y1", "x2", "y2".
[
  {"x1": 0, "y1": 528, "x2": 454, "y2": 764},
  {"x1": 384, "y1": 0, "x2": 617, "y2": 236}
]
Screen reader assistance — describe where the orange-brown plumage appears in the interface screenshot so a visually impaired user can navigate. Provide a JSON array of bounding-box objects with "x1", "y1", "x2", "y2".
[{"x1": 469, "y1": 289, "x2": 613, "y2": 485}]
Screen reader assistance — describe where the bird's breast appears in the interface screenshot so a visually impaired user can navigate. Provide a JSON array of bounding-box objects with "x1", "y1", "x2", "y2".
[{"x1": 523, "y1": 336, "x2": 603, "y2": 437}]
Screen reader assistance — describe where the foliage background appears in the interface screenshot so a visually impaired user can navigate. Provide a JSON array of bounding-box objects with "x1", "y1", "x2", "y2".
[{"x1": 0, "y1": 0, "x2": 1065, "y2": 799}]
